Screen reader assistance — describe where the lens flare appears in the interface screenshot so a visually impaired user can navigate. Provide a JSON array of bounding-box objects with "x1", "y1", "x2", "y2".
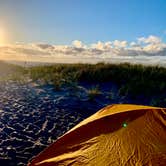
[{"x1": 122, "y1": 122, "x2": 127, "y2": 128}]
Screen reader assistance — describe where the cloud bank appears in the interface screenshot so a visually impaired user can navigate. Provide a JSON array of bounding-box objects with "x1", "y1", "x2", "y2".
[{"x1": 1, "y1": 35, "x2": 166, "y2": 65}]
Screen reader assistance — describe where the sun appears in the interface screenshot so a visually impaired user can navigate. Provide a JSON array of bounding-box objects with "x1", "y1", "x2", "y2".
[{"x1": 0, "y1": 27, "x2": 7, "y2": 46}]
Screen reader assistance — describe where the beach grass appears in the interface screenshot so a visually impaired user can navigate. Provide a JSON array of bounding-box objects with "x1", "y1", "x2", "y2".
[
  {"x1": 87, "y1": 85, "x2": 102, "y2": 100},
  {"x1": 1, "y1": 61, "x2": 166, "y2": 99},
  {"x1": 26, "y1": 63, "x2": 166, "y2": 97}
]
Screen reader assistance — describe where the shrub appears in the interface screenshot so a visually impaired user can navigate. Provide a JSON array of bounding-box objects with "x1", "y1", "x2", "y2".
[
  {"x1": 27, "y1": 62, "x2": 166, "y2": 98},
  {"x1": 87, "y1": 85, "x2": 102, "y2": 100},
  {"x1": 52, "y1": 73, "x2": 65, "y2": 90}
]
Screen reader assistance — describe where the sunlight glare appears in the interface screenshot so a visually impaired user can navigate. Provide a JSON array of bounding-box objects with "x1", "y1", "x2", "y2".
[{"x1": 0, "y1": 27, "x2": 7, "y2": 46}]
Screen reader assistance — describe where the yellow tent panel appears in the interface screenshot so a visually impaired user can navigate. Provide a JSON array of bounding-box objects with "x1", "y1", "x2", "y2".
[{"x1": 28, "y1": 104, "x2": 166, "y2": 166}]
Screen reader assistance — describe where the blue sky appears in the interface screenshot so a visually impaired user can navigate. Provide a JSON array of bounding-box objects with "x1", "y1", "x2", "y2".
[
  {"x1": 0, "y1": 0, "x2": 166, "y2": 44},
  {"x1": 1, "y1": 0, "x2": 166, "y2": 65}
]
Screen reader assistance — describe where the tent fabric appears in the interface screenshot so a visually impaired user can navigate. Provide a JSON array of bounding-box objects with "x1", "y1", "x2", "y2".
[{"x1": 28, "y1": 104, "x2": 166, "y2": 166}]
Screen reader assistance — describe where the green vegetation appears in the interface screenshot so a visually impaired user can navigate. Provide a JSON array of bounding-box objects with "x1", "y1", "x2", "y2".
[
  {"x1": 1, "y1": 61, "x2": 166, "y2": 101},
  {"x1": 27, "y1": 63, "x2": 166, "y2": 97},
  {"x1": 87, "y1": 85, "x2": 102, "y2": 100},
  {"x1": 0, "y1": 61, "x2": 27, "y2": 83}
]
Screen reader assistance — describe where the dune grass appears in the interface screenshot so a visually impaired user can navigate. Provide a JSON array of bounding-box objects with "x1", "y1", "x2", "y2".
[
  {"x1": 27, "y1": 63, "x2": 166, "y2": 98},
  {"x1": 0, "y1": 61, "x2": 28, "y2": 83},
  {"x1": 1, "y1": 61, "x2": 166, "y2": 104},
  {"x1": 87, "y1": 85, "x2": 102, "y2": 100}
]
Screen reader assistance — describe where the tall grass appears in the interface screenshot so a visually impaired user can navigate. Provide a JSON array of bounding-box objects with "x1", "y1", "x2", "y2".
[
  {"x1": 1, "y1": 61, "x2": 166, "y2": 102},
  {"x1": 87, "y1": 85, "x2": 102, "y2": 100},
  {"x1": 0, "y1": 61, "x2": 28, "y2": 83},
  {"x1": 27, "y1": 63, "x2": 166, "y2": 97}
]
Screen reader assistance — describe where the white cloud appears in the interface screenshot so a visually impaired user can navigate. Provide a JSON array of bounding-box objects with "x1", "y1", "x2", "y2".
[
  {"x1": 72, "y1": 40, "x2": 85, "y2": 48},
  {"x1": 91, "y1": 41, "x2": 112, "y2": 50},
  {"x1": 113, "y1": 40, "x2": 128, "y2": 48},
  {"x1": 137, "y1": 35, "x2": 161, "y2": 44},
  {"x1": 1, "y1": 35, "x2": 166, "y2": 65},
  {"x1": 130, "y1": 42, "x2": 140, "y2": 48}
]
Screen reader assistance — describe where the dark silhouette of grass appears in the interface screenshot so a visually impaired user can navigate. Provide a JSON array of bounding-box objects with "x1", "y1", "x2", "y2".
[
  {"x1": 27, "y1": 63, "x2": 166, "y2": 98},
  {"x1": 1, "y1": 61, "x2": 166, "y2": 104},
  {"x1": 87, "y1": 85, "x2": 102, "y2": 101},
  {"x1": 1, "y1": 60, "x2": 166, "y2": 107},
  {"x1": 0, "y1": 61, "x2": 27, "y2": 82}
]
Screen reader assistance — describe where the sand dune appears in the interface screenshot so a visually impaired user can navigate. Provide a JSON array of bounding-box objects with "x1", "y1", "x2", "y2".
[{"x1": 28, "y1": 104, "x2": 166, "y2": 166}]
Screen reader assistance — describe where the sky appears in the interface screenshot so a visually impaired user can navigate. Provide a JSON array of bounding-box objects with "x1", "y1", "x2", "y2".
[{"x1": 0, "y1": 0, "x2": 166, "y2": 64}]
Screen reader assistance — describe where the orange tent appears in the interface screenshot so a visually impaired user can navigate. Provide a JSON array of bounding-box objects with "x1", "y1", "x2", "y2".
[{"x1": 28, "y1": 104, "x2": 166, "y2": 166}]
